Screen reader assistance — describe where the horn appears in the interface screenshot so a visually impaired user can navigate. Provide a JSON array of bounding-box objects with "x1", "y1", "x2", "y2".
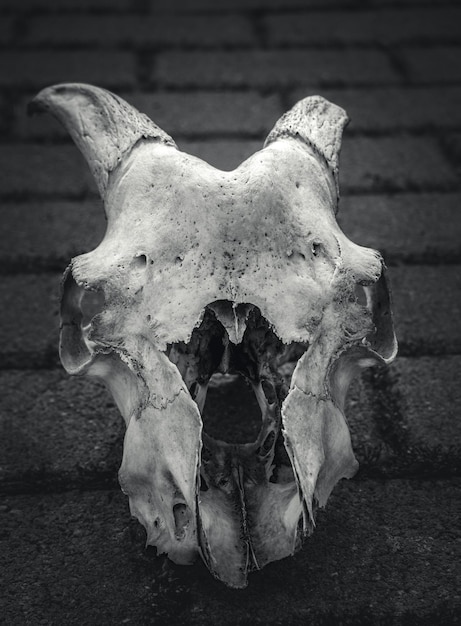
[
  {"x1": 264, "y1": 96, "x2": 349, "y2": 205},
  {"x1": 28, "y1": 83, "x2": 177, "y2": 198}
]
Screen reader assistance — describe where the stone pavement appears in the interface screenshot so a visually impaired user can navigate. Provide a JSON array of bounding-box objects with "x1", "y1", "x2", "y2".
[{"x1": 0, "y1": 0, "x2": 460, "y2": 623}]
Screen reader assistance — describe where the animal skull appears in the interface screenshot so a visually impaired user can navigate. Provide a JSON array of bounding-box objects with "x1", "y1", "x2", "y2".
[{"x1": 30, "y1": 84, "x2": 397, "y2": 588}]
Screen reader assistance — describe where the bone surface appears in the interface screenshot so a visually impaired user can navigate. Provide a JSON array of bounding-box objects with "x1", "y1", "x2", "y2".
[{"x1": 30, "y1": 83, "x2": 397, "y2": 588}]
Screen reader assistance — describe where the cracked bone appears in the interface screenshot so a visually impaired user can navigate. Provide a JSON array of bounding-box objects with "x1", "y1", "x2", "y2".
[{"x1": 30, "y1": 84, "x2": 397, "y2": 588}]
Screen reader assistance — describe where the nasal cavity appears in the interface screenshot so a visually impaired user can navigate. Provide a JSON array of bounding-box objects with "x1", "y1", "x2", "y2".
[{"x1": 202, "y1": 374, "x2": 261, "y2": 444}]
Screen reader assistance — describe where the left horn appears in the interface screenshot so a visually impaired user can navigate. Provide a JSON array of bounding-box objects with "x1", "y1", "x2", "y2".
[
  {"x1": 28, "y1": 83, "x2": 177, "y2": 198},
  {"x1": 264, "y1": 96, "x2": 348, "y2": 207}
]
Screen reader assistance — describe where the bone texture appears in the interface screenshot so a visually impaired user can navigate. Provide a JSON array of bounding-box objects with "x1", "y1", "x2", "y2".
[
  {"x1": 29, "y1": 83, "x2": 176, "y2": 198},
  {"x1": 264, "y1": 95, "x2": 349, "y2": 205},
  {"x1": 31, "y1": 83, "x2": 397, "y2": 588}
]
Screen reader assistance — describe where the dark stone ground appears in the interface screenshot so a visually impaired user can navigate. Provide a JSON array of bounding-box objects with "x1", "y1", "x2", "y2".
[{"x1": 0, "y1": 0, "x2": 460, "y2": 623}]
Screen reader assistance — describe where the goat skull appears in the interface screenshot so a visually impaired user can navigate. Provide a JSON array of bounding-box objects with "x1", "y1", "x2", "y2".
[{"x1": 30, "y1": 84, "x2": 397, "y2": 588}]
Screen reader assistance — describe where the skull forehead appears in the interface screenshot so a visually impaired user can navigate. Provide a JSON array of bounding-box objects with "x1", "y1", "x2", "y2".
[
  {"x1": 106, "y1": 140, "x2": 338, "y2": 258},
  {"x1": 83, "y1": 140, "x2": 345, "y2": 347}
]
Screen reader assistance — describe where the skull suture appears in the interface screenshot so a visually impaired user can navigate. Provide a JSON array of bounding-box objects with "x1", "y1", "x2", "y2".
[{"x1": 30, "y1": 84, "x2": 397, "y2": 588}]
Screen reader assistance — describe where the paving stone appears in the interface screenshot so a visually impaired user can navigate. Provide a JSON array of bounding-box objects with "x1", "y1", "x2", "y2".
[
  {"x1": 0, "y1": 145, "x2": 96, "y2": 197},
  {"x1": 265, "y1": 8, "x2": 461, "y2": 47},
  {"x1": 124, "y1": 91, "x2": 282, "y2": 137},
  {"x1": 339, "y1": 192, "x2": 461, "y2": 264},
  {"x1": 0, "y1": 370, "x2": 123, "y2": 491},
  {"x1": 390, "y1": 265, "x2": 461, "y2": 355},
  {"x1": 0, "y1": 51, "x2": 136, "y2": 87},
  {"x1": 0, "y1": 0, "x2": 129, "y2": 10},
  {"x1": 24, "y1": 14, "x2": 255, "y2": 48},
  {"x1": 402, "y1": 46, "x2": 461, "y2": 84},
  {"x1": 156, "y1": 50, "x2": 398, "y2": 89},
  {"x1": 1, "y1": 200, "x2": 106, "y2": 270},
  {"x1": 0, "y1": 93, "x2": 9, "y2": 136},
  {"x1": 178, "y1": 138, "x2": 262, "y2": 170},
  {"x1": 389, "y1": 356, "x2": 461, "y2": 451},
  {"x1": 371, "y1": 0, "x2": 444, "y2": 4},
  {"x1": 345, "y1": 374, "x2": 383, "y2": 467},
  {"x1": 151, "y1": 0, "x2": 349, "y2": 11},
  {"x1": 0, "y1": 274, "x2": 61, "y2": 368},
  {"x1": 0, "y1": 479, "x2": 459, "y2": 623},
  {"x1": 443, "y1": 131, "x2": 461, "y2": 171},
  {"x1": 0, "y1": 16, "x2": 14, "y2": 45},
  {"x1": 289, "y1": 86, "x2": 461, "y2": 132},
  {"x1": 339, "y1": 136, "x2": 458, "y2": 192}
]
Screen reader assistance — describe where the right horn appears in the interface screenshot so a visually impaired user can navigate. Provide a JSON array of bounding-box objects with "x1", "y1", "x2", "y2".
[
  {"x1": 28, "y1": 83, "x2": 177, "y2": 199},
  {"x1": 264, "y1": 96, "x2": 349, "y2": 207}
]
